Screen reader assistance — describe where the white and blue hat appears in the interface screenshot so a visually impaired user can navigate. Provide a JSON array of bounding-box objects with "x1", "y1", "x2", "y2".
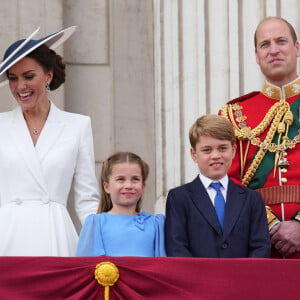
[{"x1": 0, "y1": 26, "x2": 77, "y2": 86}]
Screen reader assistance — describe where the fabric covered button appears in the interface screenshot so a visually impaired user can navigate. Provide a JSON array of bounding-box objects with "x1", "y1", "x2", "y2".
[
  {"x1": 15, "y1": 198, "x2": 22, "y2": 205},
  {"x1": 41, "y1": 197, "x2": 49, "y2": 204}
]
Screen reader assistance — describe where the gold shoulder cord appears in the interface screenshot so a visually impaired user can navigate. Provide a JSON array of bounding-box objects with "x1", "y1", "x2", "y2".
[{"x1": 221, "y1": 101, "x2": 291, "y2": 186}]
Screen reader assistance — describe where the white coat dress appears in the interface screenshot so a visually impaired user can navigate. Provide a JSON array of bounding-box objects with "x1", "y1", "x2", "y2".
[{"x1": 0, "y1": 102, "x2": 99, "y2": 256}]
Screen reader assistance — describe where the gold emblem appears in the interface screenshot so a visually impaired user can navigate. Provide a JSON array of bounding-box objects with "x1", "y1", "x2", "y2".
[{"x1": 95, "y1": 262, "x2": 119, "y2": 300}]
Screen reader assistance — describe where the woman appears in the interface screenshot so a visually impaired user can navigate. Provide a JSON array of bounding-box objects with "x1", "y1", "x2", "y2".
[{"x1": 0, "y1": 27, "x2": 99, "y2": 256}]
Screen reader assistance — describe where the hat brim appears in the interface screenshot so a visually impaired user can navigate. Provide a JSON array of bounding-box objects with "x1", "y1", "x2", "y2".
[{"x1": 0, "y1": 26, "x2": 77, "y2": 87}]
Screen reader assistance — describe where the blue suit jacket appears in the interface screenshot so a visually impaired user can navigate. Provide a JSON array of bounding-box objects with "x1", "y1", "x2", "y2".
[{"x1": 165, "y1": 176, "x2": 271, "y2": 258}]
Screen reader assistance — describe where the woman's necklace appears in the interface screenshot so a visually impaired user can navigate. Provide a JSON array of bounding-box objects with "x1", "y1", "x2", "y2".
[
  {"x1": 25, "y1": 106, "x2": 50, "y2": 136},
  {"x1": 26, "y1": 120, "x2": 45, "y2": 135},
  {"x1": 32, "y1": 127, "x2": 41, "y2": 135}
]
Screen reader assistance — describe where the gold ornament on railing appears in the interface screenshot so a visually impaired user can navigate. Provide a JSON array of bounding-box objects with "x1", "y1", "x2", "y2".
[{"x1": 95, "y1": 262, "x2": 119, "y2": 300}]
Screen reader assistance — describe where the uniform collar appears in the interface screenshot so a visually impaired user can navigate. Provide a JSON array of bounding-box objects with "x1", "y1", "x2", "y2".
[{"x1": 261, "y1": 77, "x2": 300, "y2": 100}]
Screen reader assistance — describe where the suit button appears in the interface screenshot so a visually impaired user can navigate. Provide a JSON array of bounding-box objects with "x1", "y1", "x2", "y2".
[{"x1": 221, "y1": 243, "x2": 228, "y2": 249}]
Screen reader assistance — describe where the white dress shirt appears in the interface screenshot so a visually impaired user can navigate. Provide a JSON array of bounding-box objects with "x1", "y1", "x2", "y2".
[{"x1": 198, "y1": 173, "x2": 228, "y2": 205}]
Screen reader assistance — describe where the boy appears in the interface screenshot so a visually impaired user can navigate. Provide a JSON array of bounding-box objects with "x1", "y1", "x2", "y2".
[{"x1": 165, "y1": 115, "x2": 271, "y2": 258}]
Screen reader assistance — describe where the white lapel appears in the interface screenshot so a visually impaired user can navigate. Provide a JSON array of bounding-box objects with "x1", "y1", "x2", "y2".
[
  {"x1": 35, "y1": 102, "x2": 65, "y2": 162},
  {"x1": 9, "y1": 106, "x2": 48, "y2": 193}
]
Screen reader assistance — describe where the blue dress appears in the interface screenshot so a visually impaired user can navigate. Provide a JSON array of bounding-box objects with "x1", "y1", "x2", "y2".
[{"x1": 76, "y1": 212, "x2": 166, "y2": 257}]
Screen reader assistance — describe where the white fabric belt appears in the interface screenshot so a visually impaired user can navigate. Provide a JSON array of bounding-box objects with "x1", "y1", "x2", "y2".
[{"x1": 10, "y1": 197, "x2": 62, "y2": 205}]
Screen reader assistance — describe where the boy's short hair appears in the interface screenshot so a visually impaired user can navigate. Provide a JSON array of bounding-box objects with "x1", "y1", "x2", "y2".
[{"x1": 189, "y1": 115, "x2": 236, "y2": 149}]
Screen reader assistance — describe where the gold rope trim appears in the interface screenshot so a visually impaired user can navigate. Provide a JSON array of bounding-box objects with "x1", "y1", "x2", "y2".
[{"x1": 221, "y1": 101, "x2": 291, "y2": 185}]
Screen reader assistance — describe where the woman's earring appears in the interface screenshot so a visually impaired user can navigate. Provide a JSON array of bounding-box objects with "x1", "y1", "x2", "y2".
[{"x1": 45, "y1": 82, "x2": 51, "y2": 92}]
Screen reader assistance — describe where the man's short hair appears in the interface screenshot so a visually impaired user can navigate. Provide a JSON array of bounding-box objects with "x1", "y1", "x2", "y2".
[{"x1": 254, "y1": 16, "x2": 298, "y2": 49}]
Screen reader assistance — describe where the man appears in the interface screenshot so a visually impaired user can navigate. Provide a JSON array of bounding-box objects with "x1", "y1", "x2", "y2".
[{"x1": 220, "y1": 17, "x2": 300, "y2": 258}]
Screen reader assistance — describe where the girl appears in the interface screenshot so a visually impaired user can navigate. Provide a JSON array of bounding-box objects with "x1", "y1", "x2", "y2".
[{"x1": 77, "y1": 152, "x2": 166, "y2": 256}]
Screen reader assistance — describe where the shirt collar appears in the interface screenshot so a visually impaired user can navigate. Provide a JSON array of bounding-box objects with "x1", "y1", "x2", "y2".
[
  {"x1": 198, "y1": 172, "x2": 229, "y2": 189},
  {"x1": 261, "y1": 76, "x2": 300, "y2": 100}
]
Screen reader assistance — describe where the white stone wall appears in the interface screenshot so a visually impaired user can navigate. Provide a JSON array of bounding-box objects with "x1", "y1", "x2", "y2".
[{"x1": 1, "y1": 0, "x2": 300, "y2": 220}]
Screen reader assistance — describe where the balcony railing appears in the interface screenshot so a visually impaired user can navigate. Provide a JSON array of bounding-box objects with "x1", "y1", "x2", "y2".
[{"x1": 0, "y1": 256, "x2": 297, "y2": 299}]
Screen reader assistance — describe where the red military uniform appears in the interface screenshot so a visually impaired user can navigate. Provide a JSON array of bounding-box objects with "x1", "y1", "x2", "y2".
[{"x1": 221, "y1": 77, "x2": 300, "y2": 258}]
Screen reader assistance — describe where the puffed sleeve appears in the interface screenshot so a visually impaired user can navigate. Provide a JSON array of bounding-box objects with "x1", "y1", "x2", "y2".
[
  {"x1": 73, "y1": 117, "x2": 100, "y2": 224},
  {"x1": 154, "y1": 214, "x2": 166, "y2": 256},
  {"x1": 76, "y1": 214, "x2": 105, "y2": 256}
]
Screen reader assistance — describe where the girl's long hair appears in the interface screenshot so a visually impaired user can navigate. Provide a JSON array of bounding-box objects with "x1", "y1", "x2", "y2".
[{"x1": 97, "y1": 152, "x2": 149, "y2": 213}]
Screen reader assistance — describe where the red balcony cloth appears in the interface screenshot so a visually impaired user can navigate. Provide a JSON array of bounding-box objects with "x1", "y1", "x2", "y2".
[{"x1": 0, "y1": 256, "x2": 297, "y2": 299}]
